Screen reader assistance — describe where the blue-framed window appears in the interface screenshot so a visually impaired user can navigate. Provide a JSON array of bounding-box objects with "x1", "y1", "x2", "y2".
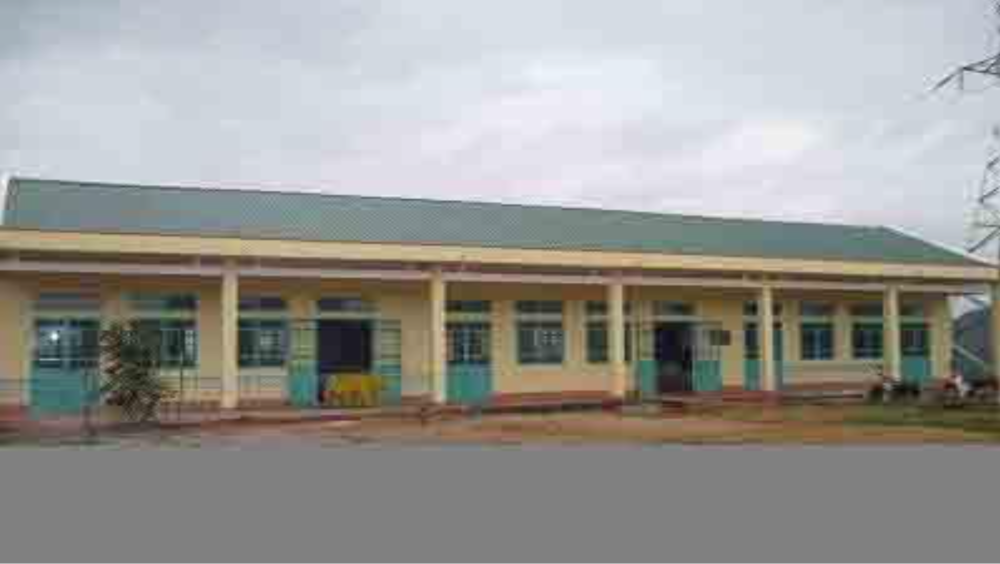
[
  {"x1": 801, "y1": 323, "x2": 834, "y2": 360},
  {"x1": 134, "y1": 319, "x2": 198, "y2": 368},
  {"x1": 516, "y1": 301, "x2": 564, "y2": 365},
  {"x1": 33, "y1": 319, "x2": 100, "y2": 369},
  {"x1": 902, "y1": 323, "x2": 930, "y2": 357},
  {"x1": 447, "y1": 322, "x2": 491, "y2": 365},
  {"x1": 239, "y1": 320, "x2": 289, "y2": 368},
  {"x1": 518, "y1": 322, "x2": 564, "y2": 364},
  {"x1": 238, "y1": 296, "x2": 289, "y2": 368},
  {"x1": 850, "y1": 303, "x2": 883, "y2": 360},
  {"x1": 852, "y1": 323, "x2": 883, "y2": 359},
  {"x1": 585, "y1": 301, "x2": 633, "y2": 363},
  {"x1": 128, "y1": 293, "x2": 198, "y2": 368}
]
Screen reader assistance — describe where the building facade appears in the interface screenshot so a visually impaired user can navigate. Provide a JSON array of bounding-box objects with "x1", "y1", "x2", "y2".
[{"x1": 0, "y1": 177, "x2": 996, "y2": 412}]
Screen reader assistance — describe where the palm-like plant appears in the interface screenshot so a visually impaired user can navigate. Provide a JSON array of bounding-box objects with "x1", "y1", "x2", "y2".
[{"x1": 100, "y1": 321, "x2": 174, "y2": 423}]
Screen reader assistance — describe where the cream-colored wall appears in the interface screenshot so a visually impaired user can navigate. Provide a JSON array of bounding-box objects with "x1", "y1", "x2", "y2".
[
  {"x1": 630, "y1": 286, "x2": 749, "y2": 388},
  {"x1": 233, "y1": 277, "x2": 435, "y2": 397},
  {"x1": 778, "y1": 291, "x2": 950, "y2": 385},
  {"x1": 448, "y1": 283, "x2": 615, "y2": 395},
  {"x1": 0, "y1": 276, "x2": 28, "y2": 404},
  {"x1": 0, "y1": 272, "x2": 960, "y2": 405}
]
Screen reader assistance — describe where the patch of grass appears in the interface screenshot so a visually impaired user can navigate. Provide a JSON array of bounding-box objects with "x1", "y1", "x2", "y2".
[{"x1": 845, "y1": 404, "x2": 1000, "y2": 439}]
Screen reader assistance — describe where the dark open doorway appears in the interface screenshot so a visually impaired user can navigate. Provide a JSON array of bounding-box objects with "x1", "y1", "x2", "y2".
[
  {"x1": 316, "y1": 319, "x2": 373, "y2": 400},
  {"x1": 655, "y1": 322, "x2": 694, "y2": 393}
]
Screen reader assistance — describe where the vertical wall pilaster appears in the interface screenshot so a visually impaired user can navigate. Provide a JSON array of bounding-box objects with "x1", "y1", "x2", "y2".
[
  {"x1": 884, "y1": 285, "x2": 901, "y2": 380},
  {"x1": 429, "y1": 269, "x2": 447, "y2": 404},
  {"x1": 220, "y1": 261, "x2": 240, "y2": 409},
  {"x1": 608, "y1": 279, "x2": 627, "y2": 398},
  {"x1": 932, "y1": 295, "x2": 953, "y2": 381},
  {"x1": 759, "y1": 285, "x2": 776, "y2": 392}
]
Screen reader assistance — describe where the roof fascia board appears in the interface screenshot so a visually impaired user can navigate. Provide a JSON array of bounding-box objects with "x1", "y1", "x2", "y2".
[
  {"x1": 0, "y1": 228, "x2": 995, "y2": 282},
  {"x1": 0, "y1": 259, "x2": 224, "y2": 277},
  {"x1": 0, "y1": 255, "x2": 986, "y2": 294}
]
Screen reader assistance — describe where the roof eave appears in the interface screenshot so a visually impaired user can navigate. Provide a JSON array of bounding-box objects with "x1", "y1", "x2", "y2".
[{"x1": 0, "y1": 227, "x2": 995, "y2": 283}]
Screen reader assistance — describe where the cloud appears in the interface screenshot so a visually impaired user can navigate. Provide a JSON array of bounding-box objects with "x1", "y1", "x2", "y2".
[{"x1": 0, "y1": 0, "x2": 997, "y2": 254}]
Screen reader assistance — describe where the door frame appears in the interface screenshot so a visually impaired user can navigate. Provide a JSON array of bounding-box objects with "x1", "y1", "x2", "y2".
[
  {"x1": 654, "y1": 321, "x2": 695, "y2": 394},
  {"x1": 446, "y1": 320, "x2": 493, "y2": 405}
]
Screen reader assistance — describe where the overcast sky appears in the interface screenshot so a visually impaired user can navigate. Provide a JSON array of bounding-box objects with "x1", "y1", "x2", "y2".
[{"x1": 2, "y1": 0, "x2": 999, "y2": 252}]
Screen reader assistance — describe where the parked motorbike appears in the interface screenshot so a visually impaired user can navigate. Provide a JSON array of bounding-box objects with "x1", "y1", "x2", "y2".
[
  {"x1": 865, "y1": 365, "x2": 921, "y2": 403},
  {"x1": 941, "y1": 372, "x2": 999, "y2": 405}
]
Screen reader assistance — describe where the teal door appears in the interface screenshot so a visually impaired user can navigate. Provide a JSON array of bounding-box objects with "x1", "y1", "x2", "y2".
[
  {"x1": 901, "y1": 323, "x2": 932, "y2": 385},
  {"x1": 634, "y1": 321, "x2": 658, "y2": 398},
  {"x1": 744, "y1": 322, "x2": 784, "y2": 391},
  {"x1": 287, "y1": 320, "x2": 318, "y2": 408},
  {"x1": 30, "y1": 319, "x2": 101, "y2": 416},
  {"x1": 446, "y1": 322, "x2": 492, "y2": 405},
  {"x1": 692, "y1": 322, "x2": 723, "y2": 392},
  {"x1": 373, "y1": 319, "x2": 404, "y2": 405}
]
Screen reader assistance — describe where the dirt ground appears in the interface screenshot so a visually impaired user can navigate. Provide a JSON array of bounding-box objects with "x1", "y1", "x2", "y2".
[{"x1": 5, "y1": 403, "x2": 1000, "y2": 447}]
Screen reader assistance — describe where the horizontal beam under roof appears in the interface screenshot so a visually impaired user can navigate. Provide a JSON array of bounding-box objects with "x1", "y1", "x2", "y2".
[{"x1": 0, "y1": 258, "x2": 987, "y2": 294}]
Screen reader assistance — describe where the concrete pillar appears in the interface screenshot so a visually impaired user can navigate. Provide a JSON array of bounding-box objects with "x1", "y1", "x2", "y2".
[
  {"x1": 991, "y1": 283, "x2": 1000, "y2": 381},
  {"x1": 884, "y1": 285, "x2": 901, "y2": 381},
  {"x1": 430, "y1": 269, "x2": 448, "y2": 404},
  {"x1": 220, "y1": 261, "x2": 240, "y2": 409},
  {"x1": 934, "y1": 296, "x2": 954, "y2": 382},
  {"x1": 759, "y1": 285, "x2": 776, "y2": 392},
  {"x1": 608, "y1": 280, "x2": 627, "y2": 397}
]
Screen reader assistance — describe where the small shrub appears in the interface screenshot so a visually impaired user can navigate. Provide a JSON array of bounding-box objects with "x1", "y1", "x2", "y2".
[{"x1": 100, "y1": 321, "x2": 174, "y2": 423}]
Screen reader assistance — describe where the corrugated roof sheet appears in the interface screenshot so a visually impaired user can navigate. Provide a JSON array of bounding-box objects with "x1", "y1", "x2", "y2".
[{"x1": 0, "y1": 177, "x2": 982, "y2": 267}]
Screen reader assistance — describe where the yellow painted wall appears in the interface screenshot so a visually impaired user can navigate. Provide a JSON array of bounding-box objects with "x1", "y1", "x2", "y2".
[
  {"x1": 447, "y1": 282, "x2": 615, "y2": 395},
  {"x1": 0, "y1": 272, "x2": 959, "y2": 405},
  {"x1": 0, "y1": 276, "x2": 28, "y2": 404},
  {"x1": 778, "y1": 291, "x2": 950, "y2": 385}
]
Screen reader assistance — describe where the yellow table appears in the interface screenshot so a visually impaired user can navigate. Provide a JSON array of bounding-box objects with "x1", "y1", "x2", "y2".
[{"x1": 325, "y1": 373, "x2": 385, "y2": 408}]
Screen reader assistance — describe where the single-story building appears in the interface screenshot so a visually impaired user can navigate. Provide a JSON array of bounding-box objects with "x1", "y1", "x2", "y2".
[{"x1": 0, "y1": 176, "x2": 997, "y2": 413}]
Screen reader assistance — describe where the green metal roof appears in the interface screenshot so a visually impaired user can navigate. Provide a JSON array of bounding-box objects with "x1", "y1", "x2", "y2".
[{"x1": 0, "y1": 177, "x2": 983, "y2": 267}]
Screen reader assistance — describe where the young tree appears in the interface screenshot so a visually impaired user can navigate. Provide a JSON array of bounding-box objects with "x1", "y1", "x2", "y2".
[{"x1": 100, "y1": 321, "x2": 174, "y2": 423}]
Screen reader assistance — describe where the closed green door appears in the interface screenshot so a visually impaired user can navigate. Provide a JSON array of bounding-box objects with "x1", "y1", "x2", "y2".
[
  {"x1": 744, "y1": 322, "x2": 783, "y2": 391},
  {"x1": 287, "y1": 320, "x2": 318, "y2": 408},
  {"x1": 30, "y1": 319, "x2": 100, "y2": 416},
  {"x1": 446, "y1": 322, "x2": 492, "y2": 405},
  {"x1": 634, "y1": 321, "x2": 658, "y2": 398},
  {"x1": 373, "y1": 319, "x2": 403, "y2": 405},
  {"x1": 692, "y1": 322, "x2": 722, "y2": 392},
  {"x1": 901, "y1": 323, "x2": 931, "y2": 385}
]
